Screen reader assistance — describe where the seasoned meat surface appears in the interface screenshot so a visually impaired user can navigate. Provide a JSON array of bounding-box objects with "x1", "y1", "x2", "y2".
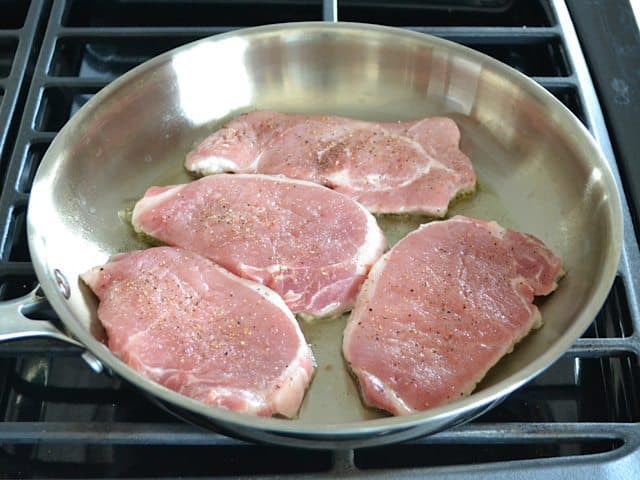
[
  {"x1": 343, "y1": 216, "x2": 564, "y2": 416},
  {"x1": 131, "y1": 174, "x2": 386, "y2": 318},
  {"x1": 82, "y1": 247, "x2": 315, "y2": 418},
  {"x1": 186, "y1": 111, "x2": 476, "y2": 216}
]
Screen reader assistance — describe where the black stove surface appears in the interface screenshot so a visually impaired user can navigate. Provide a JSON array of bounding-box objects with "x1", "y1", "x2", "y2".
[{"x1": 0, "y1": 1, "x2": 639, "y2": 478}]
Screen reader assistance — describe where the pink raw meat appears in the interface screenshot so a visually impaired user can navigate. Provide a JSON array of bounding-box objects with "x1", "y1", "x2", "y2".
[
  {"x1": 131, "y1": 174, "x2": 386, "y2": 319},
  {"x1": 82, "y1": 247, "x2": 314, "y2": 418},
  {"x1": 343, "y1": 215, "x2": 564, "y2": 416},
  {"x1": 185, "y1": 111, "x2": 476, "y2": 216}
]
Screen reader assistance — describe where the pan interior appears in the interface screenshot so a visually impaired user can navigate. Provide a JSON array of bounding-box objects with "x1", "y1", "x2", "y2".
[{"x1": 28, "y1": 24, "x2": 620, "y2": 427}]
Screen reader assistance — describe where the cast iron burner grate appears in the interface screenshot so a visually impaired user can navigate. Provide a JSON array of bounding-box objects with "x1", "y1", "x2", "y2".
[{"x1": 0, "y1": 0, "x2": 639, "y2": 478}]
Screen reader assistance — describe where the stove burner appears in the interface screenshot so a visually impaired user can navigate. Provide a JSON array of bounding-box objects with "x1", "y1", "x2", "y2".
[{"x1": 0, "y1": 0, "x2": 638, "y2": 478}]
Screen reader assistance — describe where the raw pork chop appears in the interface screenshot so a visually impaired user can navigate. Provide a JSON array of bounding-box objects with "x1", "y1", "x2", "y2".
[
  {"x1": 131, "y1": 174, "x2": 386, "y2": 319},
  {"x1": 81, "y1": 247, "x2": 314, "y2": 418},
  {"x1": 185, "y1": 111, "x2": 476, "y2": 216},
  {"x1": 343, "y1": 215, "x2": 564, "y2": 416}
]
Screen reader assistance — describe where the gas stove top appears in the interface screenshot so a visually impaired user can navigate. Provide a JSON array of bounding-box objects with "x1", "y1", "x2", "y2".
[{"x1": 0, "y1": 1, "x2": 639, "y2": 478}]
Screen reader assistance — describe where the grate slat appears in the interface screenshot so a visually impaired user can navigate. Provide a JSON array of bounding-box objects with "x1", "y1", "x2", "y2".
[
  {"x1": 568, "y1": 338, "x2": 640, "y2": 356},
  {"x1": 40, "y1": 77, "x2": 110, "y2": 88},
  {"x1": 57, "y1": 26, "x2": 239, "y2": 37},
  {"x1": 407, "y1": 26, "x2": 561, "y2": 41},
  {"x1": 0, "y1": 421, "x2": 632, "y2": 445},
  {"x1": 0, "y1": 2, "x2": 48, "y2": 180}
]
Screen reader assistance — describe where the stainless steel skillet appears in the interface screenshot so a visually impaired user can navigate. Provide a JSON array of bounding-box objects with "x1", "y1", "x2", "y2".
[{"x1": 0, "y1": 23, "x2": 622, "y2": 449}]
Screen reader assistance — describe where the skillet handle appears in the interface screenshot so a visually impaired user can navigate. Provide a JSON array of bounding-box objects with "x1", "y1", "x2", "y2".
[
  {"x1": 0, "y1": 287, "x2": 105, "y2": 373},
  {"x1": 0, "y1": 286, "x2": 81, "y2": 346}
]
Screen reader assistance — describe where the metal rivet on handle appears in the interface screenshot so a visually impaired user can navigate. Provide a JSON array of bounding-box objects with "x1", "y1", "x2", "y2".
[
  {"x1": 54, "y1": 269, "x2": 70, "y2": 299},
  {"x1": 81, "y1": 352, "x2": 104, "y2": 374}
]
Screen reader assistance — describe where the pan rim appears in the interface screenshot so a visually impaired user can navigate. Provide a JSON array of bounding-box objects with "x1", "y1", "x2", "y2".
[{"x1": 27, "y1": 21, "x2": 623, "y2": 439}]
